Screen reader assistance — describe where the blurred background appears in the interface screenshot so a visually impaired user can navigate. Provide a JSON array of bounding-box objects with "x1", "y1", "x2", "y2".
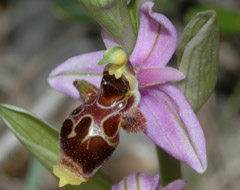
[{"x1": 0, "y1": 0, "x2": 240, "y2": 189}]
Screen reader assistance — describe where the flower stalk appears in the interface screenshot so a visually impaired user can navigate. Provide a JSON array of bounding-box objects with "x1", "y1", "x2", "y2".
[{"x1": 156, "y1": 146, "x2": 182, "y2": 187}]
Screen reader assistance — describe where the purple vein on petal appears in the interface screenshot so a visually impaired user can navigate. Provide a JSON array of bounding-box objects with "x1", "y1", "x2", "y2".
[
  {"x1": 155, "y1": 89, "x2": 204, "y2": 170},
  {"x1": 130, "y1": 2, "x2": 177, "y2": 69},
  {"x1": 49, "y1": 72, "x2": 102, "y2": 78},
  {"x1": 48, "y1": 50, "x2": 105, "y2": 99},
  {"x1": 137, "y1": 66, "x2": 185, "y2": 87},
  {"x1": 159, "y1": 84, "x2": 207, "y2": 172},
  {"x1": 140, "y1": 84, "x2": 207, "y2": 173},
  {"x1": 135, "y1": 25, "x2": 161, "y2": 70}
]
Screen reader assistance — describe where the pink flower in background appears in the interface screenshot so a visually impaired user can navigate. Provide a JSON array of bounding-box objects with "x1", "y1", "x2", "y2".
[
  {"x1": 49, "y1": 1, "x2": 207, "y2": 173},
  {"x1": 112, "y1": 173, "x2": 186, "y2": 190}
]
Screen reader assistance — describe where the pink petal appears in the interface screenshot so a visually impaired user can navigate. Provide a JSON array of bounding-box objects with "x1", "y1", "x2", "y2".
[
  {"x1": 137, "y1": 66, "x2": 185, "y2": 87},
  {"x1": 101, "y1": 29, "x2": 121, "y2": 49},
  {"x1": 150, "y1": 173, "x2": 161, "y2": 190},
  {"x1": 163, "y1": 179, "x2": 187, "y2": 190},
  {"x1": 112, "y1": 173, "x2": 160, "y2": 190},
  {"x1": 130, "y1": 2, "x2": 177, "y2": 70},
  {"x1": 140, "y1": 83, "x2": 207, "y2": 173},
  {"x1": 48, "y1": 51, "x2": 105, "y2": 100}
]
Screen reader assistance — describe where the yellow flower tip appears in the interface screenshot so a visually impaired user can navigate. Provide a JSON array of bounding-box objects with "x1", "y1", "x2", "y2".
[
  {"x1": 99, "y1": 46, "x2": 128, "y2": 66},
  {"x1": 115, "y1": 52, "x2": 127, "y2": 65},
  {"x1": 53, "y1": 165, "x2": 87, "y2": 187},
  {"x1": 109, "y1": 64, "x2": 126, "y2": 79}
]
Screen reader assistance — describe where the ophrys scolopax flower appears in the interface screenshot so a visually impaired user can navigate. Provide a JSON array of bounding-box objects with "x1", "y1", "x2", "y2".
[{"x1": 49, "y1": 1, "x2": 207, "y2": 187}]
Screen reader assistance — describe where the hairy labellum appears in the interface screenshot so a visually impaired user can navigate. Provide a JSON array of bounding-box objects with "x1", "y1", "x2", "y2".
[{"x1": 59, "y1": 70, "x2": 144, "y2": 181}]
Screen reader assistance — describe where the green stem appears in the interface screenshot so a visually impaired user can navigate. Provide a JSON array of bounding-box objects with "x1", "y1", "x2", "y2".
[
  {"x1": 127, "y1": 0, "x2": 138, "y2": 35},
  {"x1": 25, "y1": 159, "x2": 42, "y2": 190},
  {"x1": 156, "y1": 146, "x2": 182, "y2": 187}
]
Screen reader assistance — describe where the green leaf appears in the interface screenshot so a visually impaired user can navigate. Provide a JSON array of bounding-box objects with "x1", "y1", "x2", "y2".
[
  {"x1": 0, "y1": 104, "x2": 59, "y2": 171},
  {"x1": 185, "y1": 6, "x2": 240, "y2": 35},
  {"x1": 79, "y1": 0, "x2": 136, "y2": 55},
  {"x1": 0, "y1": 104, "x2": 113, "y2": 190},
  {"x1": 177, "y1": 11, "x2": 219, "y2": 112},
  {"x1": 53, "y1": 0, "x2": 94, "y2": 22}
]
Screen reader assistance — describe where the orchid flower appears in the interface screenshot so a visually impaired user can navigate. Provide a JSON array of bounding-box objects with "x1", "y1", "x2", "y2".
[
  {"x1": 48, "y1": 1, "x2": 207, "y2": 187},
  {"x1": 112, "y1": 173, "x2": 186, "y2": 190}
]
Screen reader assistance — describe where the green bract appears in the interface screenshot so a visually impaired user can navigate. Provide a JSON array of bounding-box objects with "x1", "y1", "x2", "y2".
[
  {"x1": 79, "y1": 0, "x2": 136, "y2": 55},
  {"x1": 185, "y1": 6, "x2": 240, "y2": 35},
  {"x1": 177, "y1": 10, "x2": 219, "y2": 112},
  {"x1": 0, "y1": 104, "x2": 113, "y2": 190}
]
